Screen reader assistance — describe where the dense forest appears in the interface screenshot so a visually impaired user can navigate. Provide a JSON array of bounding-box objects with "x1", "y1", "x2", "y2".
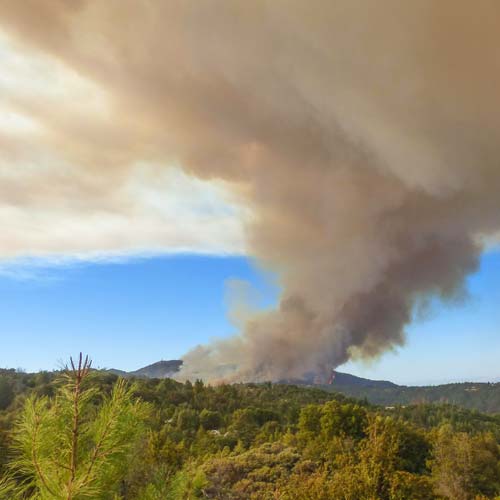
[{"x1": 0, "y1": 361, "x2": 499, "y2": 499}]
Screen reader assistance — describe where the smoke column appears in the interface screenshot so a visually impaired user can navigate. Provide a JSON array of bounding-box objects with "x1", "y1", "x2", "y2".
[{"x1": 1, "y1": 1, "x2": 500, "y2": 381}]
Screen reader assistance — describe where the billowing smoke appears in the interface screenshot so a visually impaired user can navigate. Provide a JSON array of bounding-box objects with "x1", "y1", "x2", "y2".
[{"x1": 1, "y1": 1, "x2": 500, "y2": 381}]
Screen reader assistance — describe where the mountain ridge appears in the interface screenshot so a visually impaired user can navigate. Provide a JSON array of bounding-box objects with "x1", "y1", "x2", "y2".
[{"x1": 107, "y1": 359, "x2": 183, "y2": 379}]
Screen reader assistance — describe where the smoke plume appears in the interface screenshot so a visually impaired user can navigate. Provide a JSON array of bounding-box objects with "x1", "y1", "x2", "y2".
[{"x1": 1, "y1": 1, "x2": 500, "y2": 381}]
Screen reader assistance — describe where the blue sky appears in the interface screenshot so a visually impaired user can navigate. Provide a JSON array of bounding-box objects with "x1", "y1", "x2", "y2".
[
  {"x1": 0, "y1": 255, "x2": 276, "y2": 373},
  {"x1": 1, "y1": 250, "x2": 499, "y2": 385}
]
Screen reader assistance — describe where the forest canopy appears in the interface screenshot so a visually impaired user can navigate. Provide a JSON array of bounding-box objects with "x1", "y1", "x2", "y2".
[{"x1": 0, "y1": 364, "x2": 499, "y2": 499}]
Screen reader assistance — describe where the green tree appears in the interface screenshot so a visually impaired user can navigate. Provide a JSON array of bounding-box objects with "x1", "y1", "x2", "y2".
[
  {"x1": 297, "y1": 405, "x2": 322, "y2": 436},
  {"x1": 333, "y1": 416, "x2": 401, "y2": 500},
  {"x1": 319, "y1": 401, "x2": 367, "y2": 440},
  {"x1": 176, "y1": 408, "x2": 200, "y2": 433},
  {"x1": 228, "y1": 409, "x2": 260, "y2": 447},
  {"x1": 0, "y1": 377, "x2": 14, "y2": 411},
  {"x1": 0, "y1": 354, "x2": 148, "y2": 500},
  {"x1": 389, "y1": 471, "x2": 433, "y2": 500},
  {"x1": 430, "y1": 425, "x2": 500, "y2": 500},
  {"x1": 199, "y1": 409, "x2": 222, "y2": 431}
]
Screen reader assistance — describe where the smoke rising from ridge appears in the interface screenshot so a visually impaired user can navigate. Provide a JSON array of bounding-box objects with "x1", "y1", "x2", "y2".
[{"x1": 1, "y1": 1, "x2": 500, "y2": 380}]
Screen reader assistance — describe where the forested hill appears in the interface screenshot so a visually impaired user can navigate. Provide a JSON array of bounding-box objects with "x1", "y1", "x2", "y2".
[
  {"x1": 107, "y1": 359, "x2": 183, "y2": 379},
  {"x1": 317, "y1": 380, "x2": 500, "y2": 414}
]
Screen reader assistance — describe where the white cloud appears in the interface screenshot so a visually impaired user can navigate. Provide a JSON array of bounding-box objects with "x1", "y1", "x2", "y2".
[
  {"x1": 0, "y1": 31, "x2": 247, "y2": 264},
  {"x1": 0, "y1": 163, "x2": 246, "y2": 260}
]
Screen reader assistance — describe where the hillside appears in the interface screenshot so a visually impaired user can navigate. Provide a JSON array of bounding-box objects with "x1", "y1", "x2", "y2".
[
  {"x1": 321, "y1": 380, "x2": 500, "y2": 414},
  {"x1": 108, "y1": 359, "x2": 183, "y2": 379}
]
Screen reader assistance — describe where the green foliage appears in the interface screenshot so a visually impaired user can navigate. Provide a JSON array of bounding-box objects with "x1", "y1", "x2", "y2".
[
  {"x1": 0, "y1": 377, "x2": 14, "y2": 411},
  {"x1": 0, "y1": 356, "x2": 148, "y2": 500},
  {"x1": 298, "y1": 404, "x2": 322, "y2": 435},
  {"x1": 389, "y1": 471, "x2": 434, "y2": 500},
  {"x1": 0, "y1": 364, "x2": 499, "y2": 499},
  {"x1": 176, "y1": 408, "x2": 199, "y2": 433},
  {"x1": 199, "y1": 409, "x2": 222, "y2": 431},
  {"x1": 323, "y1": 381, "x2": 500, "y2": 414},
  {"x1": 319, "y1": 401, "x2": 367, "y2": 439},
  {"x1": 430, "y1": 425, "x2": 500, "y2": 500}
]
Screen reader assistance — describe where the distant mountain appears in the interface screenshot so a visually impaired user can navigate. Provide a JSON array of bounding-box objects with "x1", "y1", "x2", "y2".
[
  {"x1": 322, "y1": 371, "x2": 397, "y2": 389},
  {"x1": 108, "y1": 360, "x2": 183, "y2": 379}
]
